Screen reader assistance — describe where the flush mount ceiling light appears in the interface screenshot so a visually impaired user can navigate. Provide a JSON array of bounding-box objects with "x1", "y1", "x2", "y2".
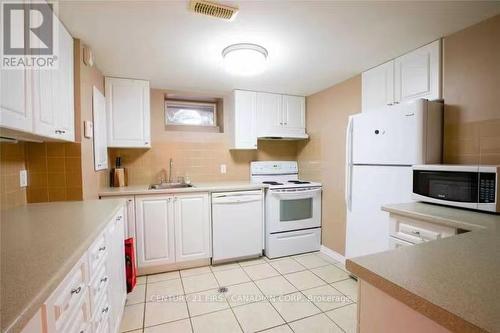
[{"x1": 222, "y1": 43, "x2": 268, "y2": 76}]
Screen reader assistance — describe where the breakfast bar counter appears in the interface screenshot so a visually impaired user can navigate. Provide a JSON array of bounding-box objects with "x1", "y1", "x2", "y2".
[{"x1": 346, "y1": 202, "x2": 500, "y2": 333}]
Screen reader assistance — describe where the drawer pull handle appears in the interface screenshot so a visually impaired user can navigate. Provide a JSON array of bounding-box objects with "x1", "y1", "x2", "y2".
[
  {"x1": 71, "y1": 286, "x2": 82, "y2": 295},
  {"x1": 100, "y1": 276, "x2": 108, "y2": 283},
  {"x1": 102, "y1": 306, "x2": 109, "y2": 313},
  {"x1": 98, "y1": 246, "x2": 106, "y2": 252}
]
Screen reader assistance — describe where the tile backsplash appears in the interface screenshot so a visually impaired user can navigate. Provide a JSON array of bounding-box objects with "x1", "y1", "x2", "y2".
[
  {"x1": 0, "y1": 142, "x2": 27, "y2": 210},
  {"x1": 25, "y1": 142, "x2": 83, "y2": 203},
  {"x1": 109, "y1": 140, "x2": 298, "y2": 186}
]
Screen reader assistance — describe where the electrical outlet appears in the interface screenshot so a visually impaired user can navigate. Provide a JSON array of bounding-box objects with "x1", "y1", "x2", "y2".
[
  {"x1": 220, "y1": 164, "x2": 227, "y2": 174},
  {"x1": 19, "y1": 170, "x2": 28, "y2": 187}
]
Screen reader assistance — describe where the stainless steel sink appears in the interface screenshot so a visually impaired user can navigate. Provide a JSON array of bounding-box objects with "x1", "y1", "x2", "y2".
[{"x1": 149, "y1": 183, "x2": 194, "y2": 190}]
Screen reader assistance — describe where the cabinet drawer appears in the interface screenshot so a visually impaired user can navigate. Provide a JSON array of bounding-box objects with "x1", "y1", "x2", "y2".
[
  {"x1": 389, "y1": 215, "x2": 456, "y2": 244},
  {"x1": 59, "y1": 290, "x2": 91, "y2": 333},
  {"x1": 44, "y1": 256, "x2": 88, "y2": 332},
  {"x1": 89, "y1": 264, "x2": 109, "y2": 312},
  {"x1": 88, "y1": 233, "x2": 108, "y2": 277},
  {"x1": 92, "y1": 295, "x2": 111, "y2": 333}
]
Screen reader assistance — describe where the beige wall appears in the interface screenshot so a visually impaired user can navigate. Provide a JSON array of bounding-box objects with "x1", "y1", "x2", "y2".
[
  {"x1": 75, "y1": 39, "x2": 108, "y2": 199},
  {"x1": 443, "y1": 14, "x2": 500, "y2": 165},
  {"x1": 297, "y1": 76, "x2": 361, "y2": 255},
  {"x1": 0, "y1": 142, "x2": 27, "y2": 210},
  {"x1": 109, "y1": 89, "x2": 298, "y2": 185},
  {"x1": 300, "y1": 14, "x2": 500, "y2": 255}
]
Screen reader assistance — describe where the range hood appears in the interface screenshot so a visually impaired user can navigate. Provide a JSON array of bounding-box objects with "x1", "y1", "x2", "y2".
[{"x1": 258, "y1": 133, "x2": 309, "y2": 141}]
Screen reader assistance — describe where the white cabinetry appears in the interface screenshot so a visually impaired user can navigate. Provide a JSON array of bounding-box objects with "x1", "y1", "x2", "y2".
[
  {"x1": 105, "y1": 211, "x2": 127, "y2": 333},
  {"x1": 174, "y1": 193, "x2": 211, "y2": 262},
  {"x1": 256, "y1": 92, "x2": 306, "y2": 139},
  {"x1": 394, "y1": 40, "x2": 441, "y2": 104},
  {"x1": 231, "y1": 90, "x2": 307, "y2": 149},
  {"x1": 0, "y1": 69, "x2": 32, "y2": 132},
  {"x1": 281, "y1": 95, "x2": 306, "y2": 134},
  {"x1": 34, "y1": 206, "x2": 126, "y2": 333},
  {"x1": 0, "y1": 12, "x2": 74, "y2": 141},
  {"x1": 256, "y1": 92, "x2": 282, "y2": 137},
  {"x1": 135, "y1": 195, "x2": 175, "y2": 268},
  {"x1": 362, "y1": 61, "x2": 395, "y2": 112},
  {"x1": 232, "y1": 90, "x2": 257, "y2": 149},
  {"x1": 135, "y1": 193, "x2": 211, "y2": 271},
  {"x1": 362, "y1": 40, "x2": 441, "y2": 112},
  {"x1": 105, "y1": 77, "x2": 151, "y2": 148}
]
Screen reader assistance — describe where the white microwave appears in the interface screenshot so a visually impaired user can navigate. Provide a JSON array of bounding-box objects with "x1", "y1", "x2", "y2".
[{"x1": 412, "y1": 165, "x2": 499, "y2": 213}]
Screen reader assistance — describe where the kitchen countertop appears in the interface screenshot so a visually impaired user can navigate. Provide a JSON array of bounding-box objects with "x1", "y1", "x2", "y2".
[
  {"x1": 98, "y1": 181, "x2": 268, "y2": 197},
  {"x1": 1, "y1": 199, "x2": 126, "y2": 333},
  {"x1": 346, "y1": 202, "x2": 500, "y2": 333}
]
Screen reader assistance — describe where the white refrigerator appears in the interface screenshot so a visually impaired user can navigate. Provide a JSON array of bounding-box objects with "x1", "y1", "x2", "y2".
[{"x1": 345, "y1": 99, "x2": 443, "y2": 258}]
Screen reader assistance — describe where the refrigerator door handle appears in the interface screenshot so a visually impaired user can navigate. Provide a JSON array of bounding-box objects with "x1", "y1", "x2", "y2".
[{"x1": 345, "y1": 116, "x2": 353, "y2": 211}]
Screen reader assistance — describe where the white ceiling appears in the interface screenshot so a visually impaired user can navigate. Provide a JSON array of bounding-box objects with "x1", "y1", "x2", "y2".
[{"x1": 59, "y1": 1, "x2": 500, "y2": 96}]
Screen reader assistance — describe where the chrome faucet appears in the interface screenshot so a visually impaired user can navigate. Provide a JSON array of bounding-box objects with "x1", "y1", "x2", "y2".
[{"x1": 168, "y1": 158, "x2": 173, "y2": 183}]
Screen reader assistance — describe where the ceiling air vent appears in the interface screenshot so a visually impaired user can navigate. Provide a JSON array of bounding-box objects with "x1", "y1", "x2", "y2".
[{"x1": 189, "y1": 0, "x2": 239, "y2": 21}]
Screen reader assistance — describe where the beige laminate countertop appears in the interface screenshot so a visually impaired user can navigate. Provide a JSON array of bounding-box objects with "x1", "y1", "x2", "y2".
[
  {"x1": 1, "y1": 199, "x2": 126, "y2": 333},
  {"x1": 346, "y1": 202, "x2": 500, "y2": 333},
  {"x1": 98, "y1": 181, "x2": 268, "y2": 197}
]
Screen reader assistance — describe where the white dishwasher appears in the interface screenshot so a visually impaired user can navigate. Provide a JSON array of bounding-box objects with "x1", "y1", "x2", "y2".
[{"x1": 212, "y1": 190, "x2": 264, "y2": 263}]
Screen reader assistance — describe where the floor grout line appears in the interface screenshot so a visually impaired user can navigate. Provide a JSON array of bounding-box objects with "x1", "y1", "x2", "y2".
[
  {"x1": 178, "y1": 270, "x2": 195, "y2": 333},
  {"x1": 124, "y1": 252, "x2": 356, "y2": 333}
]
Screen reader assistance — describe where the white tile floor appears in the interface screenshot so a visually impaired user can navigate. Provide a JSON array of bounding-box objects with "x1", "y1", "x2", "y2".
[{"x1": 120, "y1": 252, "x2": 357, "y2": 333}]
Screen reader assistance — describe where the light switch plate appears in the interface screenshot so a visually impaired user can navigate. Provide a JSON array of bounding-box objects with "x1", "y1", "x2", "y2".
[
  {"x1": 19, "y1": 170, "x2": 27, "y2": 187},
  {"x1": 220, "y1": 164, "x2": 227, "y2": 174},
  {"x1": 84, "y1": 121, "x2": 93, "y2": 138}
]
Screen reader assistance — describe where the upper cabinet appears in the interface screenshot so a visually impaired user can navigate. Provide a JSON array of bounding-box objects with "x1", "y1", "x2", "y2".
[
  {"x1": 232, "y1": 90, "x2": 258, "y2": 150},
  {"x1": 362, "y1": 40, "x2": 441, "y2": 112},
  {"x1": 0, "y1": 70, "x2": 32, "y2": 132},
  {"x1": 0, "y1": 15, "x2": 75, "y2": 141},
  {"x1": 231, "y1": 90, "x2": 307, "y2": 149},
  {"x1": 105, "y1": 77, "x2": 151, "y2": 148},
  {"x1": 394, "y1": 40, "x2": 441, "y2": 104},
  {"x1": 32, "y1": 20, "x2": 75, "y2": 141},
  {"x1": 362, "y1": 61, "x2": 394, "y2": 112}
]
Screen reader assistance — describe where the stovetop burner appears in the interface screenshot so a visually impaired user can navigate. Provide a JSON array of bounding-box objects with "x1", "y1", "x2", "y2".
[
  {"x1": 262, "y1": 181, "x2": 284, "y2": 186},
  {"x1": 288, "y1": 180, "x2": 311, "y2": 184}
]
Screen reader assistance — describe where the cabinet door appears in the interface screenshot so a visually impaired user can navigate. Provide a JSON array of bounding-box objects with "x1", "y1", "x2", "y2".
[
  {"x1": 0, "y1": 68, "x2": 32, "y2": 132},
  {"x1": 394, "y1": 40, "x2": 441, "y2": 103},
  {"x1": 135, "y1": 195, "x2": 175, "y2": 268},
  {"x1": 362, "y1": 61, "x2": 395, "y2": 112},
  {"x1": 105, "y1": 77, "x2": 151, "y2": 148},
  {"x1": 233, "y1": 90, "x2": 257, "y2": 149},
  {"x1": 105, "y1": 209, "x2": 127, "y2": 333},
  {"x1": 92, "y1": 87, "x2": 108, "y2": 170},
  {"x1": 32, "y1": 19, "x2": 74, "y2": 141},
  {"x1": 282, "y1": 95, "x2": 305, "y2": 132},
  {"x1": 174, "y1": 193, "x2": 210, "y2": 262},
  {"x1": 55, "y1": 24, "x2": 75, "y2": 141},
  {"x1": 256, "y1": 92, "x2": 282, "y2": 137}
]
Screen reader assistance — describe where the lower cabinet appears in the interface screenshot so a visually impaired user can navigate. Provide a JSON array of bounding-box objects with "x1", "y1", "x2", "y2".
[
  {"x1": 23, "y1": 206, "x2": 127, "y2": 333},
  {"x1": 135, "y1": 193, "x2": 211, "y2": 271}
]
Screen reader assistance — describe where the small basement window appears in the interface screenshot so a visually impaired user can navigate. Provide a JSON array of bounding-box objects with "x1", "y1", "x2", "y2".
[{"x1": 165, "y1": 100, "x2": 217, "y2": 127}]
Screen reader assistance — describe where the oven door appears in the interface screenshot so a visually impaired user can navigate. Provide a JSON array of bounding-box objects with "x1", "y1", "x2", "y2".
[{"x1": 267, "y1": 187, "x2": 321, "y2": 233}]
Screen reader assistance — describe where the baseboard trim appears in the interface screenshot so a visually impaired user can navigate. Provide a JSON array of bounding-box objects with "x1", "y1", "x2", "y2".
[{"x1": 320, "y1": 245, "x2": 346, "y2": 264}]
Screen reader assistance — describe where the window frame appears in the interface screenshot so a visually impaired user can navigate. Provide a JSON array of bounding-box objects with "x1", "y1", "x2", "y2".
[{"x1": 164, "y1": 100, "x2": 218, "y2": 127}]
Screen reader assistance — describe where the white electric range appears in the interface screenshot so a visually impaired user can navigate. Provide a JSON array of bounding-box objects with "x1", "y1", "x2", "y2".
[{"x1": 251, "y1": 161, "x2": 322, "y2": 258}]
